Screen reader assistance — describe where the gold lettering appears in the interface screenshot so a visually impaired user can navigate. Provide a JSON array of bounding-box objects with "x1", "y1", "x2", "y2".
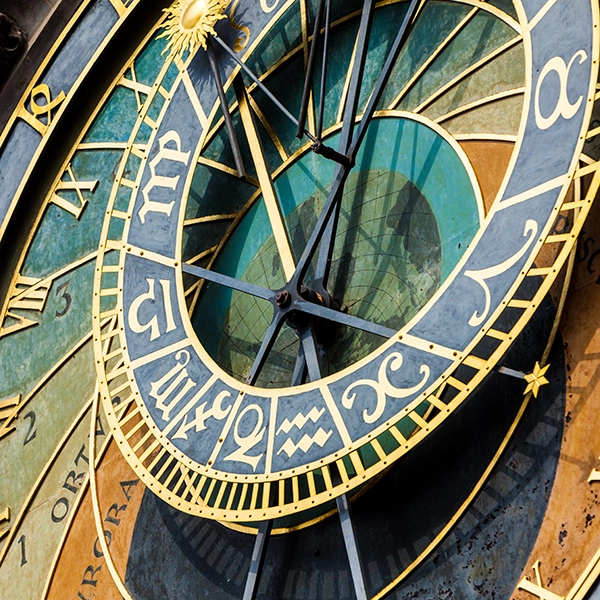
[
  {"x1": 0, "y1": 394, "x2": 21, "y2": 440},
  {"x1": 50, "y1": 163, "x2": 98, "y2": 219},
  {"x1": 119, "y1": 64, "x2": 153, "y2": 112},
  {"x1": 18, "y1": 84, "x2": 66, "y2": 136},
  {"x1": 342, "y1": 352, "x2": 430, "y2": 424},
  {"x1": 229, "y1": 0, "x2": 250, "y2": 52},
  {"x1": 465, "y1": 220, "x2": 538, "y2": 327},
  {"x1": 138, "y1": 130, "x2": 191, "y2": 223}
]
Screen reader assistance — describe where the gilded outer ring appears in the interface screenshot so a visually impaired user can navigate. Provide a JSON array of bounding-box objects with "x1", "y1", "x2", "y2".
[{"x1": 92, "y1": 0, "x2": 600, "y2": 521}]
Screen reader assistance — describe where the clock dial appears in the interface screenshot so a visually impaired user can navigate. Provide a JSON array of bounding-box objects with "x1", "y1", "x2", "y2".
[
  {"x1": 0, "y1": 0, "x2": 599, "y2": 599},
  {"x1": 91, "y1": 0, "x2": 595, "y2": 526}
]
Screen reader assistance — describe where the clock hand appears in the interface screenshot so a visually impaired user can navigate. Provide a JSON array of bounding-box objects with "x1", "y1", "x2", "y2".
[
  {"x1": 313, "y1": 0, "x2": 377, "y2": 297},
  {"x1": 290, "y1": 0, "x2": 426, "y2": 292},
  {"x1": 183, "y1": 260, "x2": 392, "y2": 364},
  {"x1": 213, "y1": 34, "x2": 350, "y2": 166},
  {"x1": 205, "y1": 37, "x2": 246, "y2": 179},
  {"x1": 284, "y1": 0, "x2": 377, "y2": 388},
  {"x1": 182, "y1": 263, "x2": 273, "y2": 301},
  {"x1": 316, "y1": 0, "x2": 332, "y2": 141},
  {"x1": 241, "y1": 519, "x2": 272, "y2": 600},
  {"x1": 298, "y1": 324, "x2": 322, "y2": 382},
  {"x1": 214, "y1": 34, "x2": 312, "y2": 140},
  {"x1": 245, "y1": 313, "x2": 285, "y2": 385},
  {"x1": 296, "y1": 0, "x2": 327, "y2": 139},
  {"x1": 291, "y1": 315, "x2": 370, "y2": 600},
  {"x1": 291, "y1": 342, "x2": 308, "y2": 386},
  {"x1": 234, "y1": 76, "x2": 297, "y2": 280},
  {"x1": 294, "y1": 298, "x2": 395, "y2": 338}
]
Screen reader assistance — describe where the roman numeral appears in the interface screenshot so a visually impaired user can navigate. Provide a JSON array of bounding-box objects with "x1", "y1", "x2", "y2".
[
  {"x1": 0, "y1": 394, "x2": 21, "y2": 440},
  {"x1": 119, "y1": 64, "x2": 153, "y2": 112},
  {"x1": 517, "y1": 561, "x2": 564, "y2": 600},
  {"x1": 50, "y1": 163, "x2": 98, "y2": 219},
  {"x1": 0, "y1": 276, "x2": 52, "y2": 338}
]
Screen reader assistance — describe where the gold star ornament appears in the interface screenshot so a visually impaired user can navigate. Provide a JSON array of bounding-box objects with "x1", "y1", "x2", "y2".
[{"x1": 523, "y1": 362, "x2": 550, "y2": 398}]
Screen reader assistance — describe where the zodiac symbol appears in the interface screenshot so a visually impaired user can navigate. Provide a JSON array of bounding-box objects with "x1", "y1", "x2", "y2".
[
  {"x1": 342, "y1": 352, "x2": 430, "y2": 424},
  {"x1": 465, "y1": 219, "x2": 538, "y2": 327}
]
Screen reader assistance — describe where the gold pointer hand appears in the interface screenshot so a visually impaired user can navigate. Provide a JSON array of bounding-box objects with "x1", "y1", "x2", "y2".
[{"x1": 234, "y1": 78, "x2": 296, "y2": 280}]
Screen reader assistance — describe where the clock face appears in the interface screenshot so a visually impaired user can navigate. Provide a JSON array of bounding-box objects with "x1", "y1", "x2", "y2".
[{"x1": 1, "y1": 0, "x2": 600, "y2": 599}]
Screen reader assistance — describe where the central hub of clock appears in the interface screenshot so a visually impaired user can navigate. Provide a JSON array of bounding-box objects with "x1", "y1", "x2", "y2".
[{"x1": 191, "y1": 115, "x2": 482, "y2": 388}]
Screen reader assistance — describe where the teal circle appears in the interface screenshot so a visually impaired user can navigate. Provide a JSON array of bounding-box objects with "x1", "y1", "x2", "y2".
[{"x1": 193, "y1": 116, "x2": 481, "y2": 387}]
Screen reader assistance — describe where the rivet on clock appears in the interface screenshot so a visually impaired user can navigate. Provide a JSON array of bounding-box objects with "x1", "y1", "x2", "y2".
[{"x1": 429, "y1": 344, "x2": 434, "y2": 349}]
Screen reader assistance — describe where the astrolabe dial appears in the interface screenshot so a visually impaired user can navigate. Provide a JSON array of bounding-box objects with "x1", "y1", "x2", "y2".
[
  {"x1": 0, "y1": 0, "x2": 598, "y2": 599},
  {"x1": 93, "y1": 0, "x2": 597, "y2": 528}
]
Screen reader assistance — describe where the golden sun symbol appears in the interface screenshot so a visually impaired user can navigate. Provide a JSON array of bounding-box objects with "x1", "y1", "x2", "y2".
[{"x1": 159, "y1": 0, "x2": 229, "y2": 57}]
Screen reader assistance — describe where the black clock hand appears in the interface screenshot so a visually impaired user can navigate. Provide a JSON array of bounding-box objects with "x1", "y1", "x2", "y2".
[
  {"x1": 313, "y1": 0, "x2": 377, "y2": 297},
  {"x1": 182, "y1": 263, "x2": 273, "y2": 301},
  {"x1": 245, "y1": 313, "x2": 286, "y2": 385},
  {"x1": 212, "y1": 34, "x2": 350, "y2": 167},
  {"x1": 291, "y1": 0, "x2": 425, "y2": 293},
  {"x1": 293, "y1": 319, "x2": 370, "y2": 600},
  {"x1": 316, "y1": 0, "x2": 332, "y2": 141},
  {"x1": 183, "y1": 263, "x2": 394, "y2": 337},
  {"x1": 296, "y1": 0, "x2": 327, "y2": 139},
  {"x1": 205, "y1": 37, "x2": 246, "y2": 179}
]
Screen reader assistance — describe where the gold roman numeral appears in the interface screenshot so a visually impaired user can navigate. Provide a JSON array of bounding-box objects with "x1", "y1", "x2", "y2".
[
  {"x1": 517, "y1": 561, "x2": 564, "y2": 600},
  {"x1": 0, "y1": 395, "x2": 21, "y2": 440},
  {"x1": 50, "y1": 163, "x2": 98, "y2": 219},
  {"x1": 0, "y1": 276, "x2": 52, "y2": 338},
  {"x1": 119, "y1": 64, "x2": 153, "y2": 112}
]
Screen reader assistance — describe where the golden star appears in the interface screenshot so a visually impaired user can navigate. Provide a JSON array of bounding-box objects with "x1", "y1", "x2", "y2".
[{"x1": 523, "y1": 362, "x2": 550, "y2": 398}]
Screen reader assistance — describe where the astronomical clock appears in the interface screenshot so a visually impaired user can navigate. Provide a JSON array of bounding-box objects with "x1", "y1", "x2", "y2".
[{"x1": 1, "y1": 0, "x2": 600, "y2": 598}]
